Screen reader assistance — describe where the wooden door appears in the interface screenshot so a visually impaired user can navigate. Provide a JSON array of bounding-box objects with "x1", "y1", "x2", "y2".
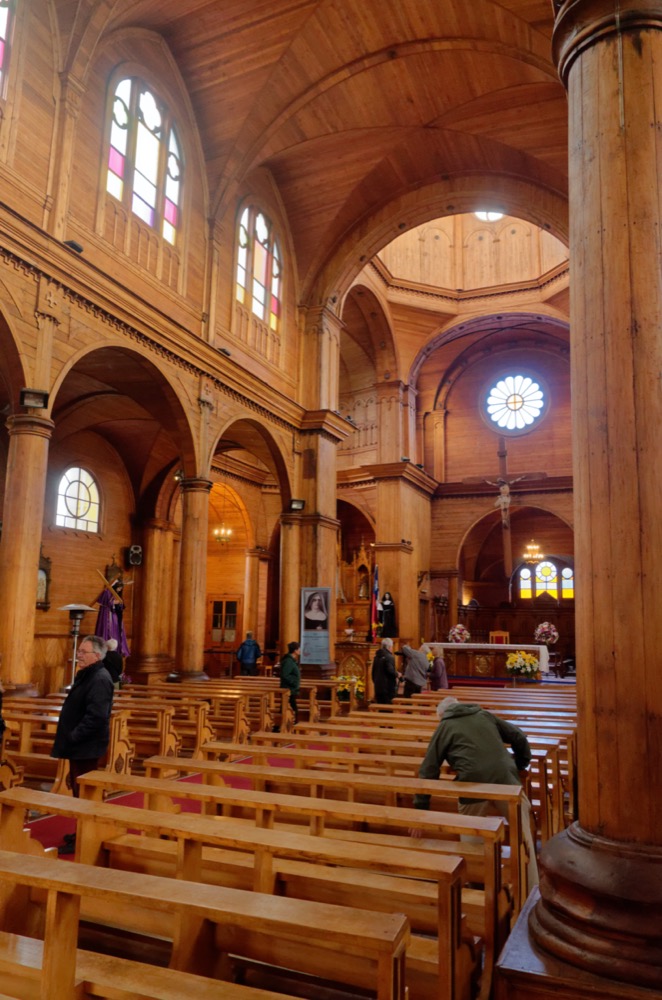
[{"x1": 205, "y1": 594, "x2": 243, "y2": 676}]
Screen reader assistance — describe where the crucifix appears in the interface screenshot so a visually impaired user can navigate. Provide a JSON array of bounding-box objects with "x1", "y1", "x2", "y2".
[{"x1": 465, "y1": 437, "x2": 546, "y2": 578}]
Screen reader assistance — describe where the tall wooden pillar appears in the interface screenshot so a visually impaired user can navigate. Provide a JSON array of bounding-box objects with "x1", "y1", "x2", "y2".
[
  {"x1": 500, "y1": 4, "x2": 662, "y2": 994},
  {"x1": 173, "y1": 477, "x2": 212, "y2": 680},
  {"x1": 243, "y1": 549, "x2": 261, "y2": 635},
  {"x1": 279, "y1": 511, "x2": 302, "y2": 652},
  {"x1": 132, "y1": 518, "x2": 176, "y2": 681},
  {"x1": 0, "y1": 414, "x2": 54, "y2": 689}
]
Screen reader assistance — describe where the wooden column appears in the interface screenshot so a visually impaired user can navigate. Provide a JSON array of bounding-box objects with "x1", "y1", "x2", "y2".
[
  {"x1": 132, "y1": 518, "x2": 176, "y2": 681},
  {"x1": 0, "y1": 414, "x2": 54, "y2": 688},
  {"x1": 520, "y1": 3, "x2": 662, "y2": 992},
  {"x1": 173, "y1": 477, "x2": 212, "y2": 680},
  {"x1": 243, "y1": 549, "x2": 261, "y2": 635},
  {"x1": 279, "y1": 512, "x2": 302, "y2": 651}
]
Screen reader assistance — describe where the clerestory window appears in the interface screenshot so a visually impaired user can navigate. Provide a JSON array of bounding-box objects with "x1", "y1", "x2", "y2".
[
  {"x1": 236, "y1": 206, "x2": 282, "y2": 331},
  {"x1": 106, "y1": 77, "x2": 182, "y2": 245},
  {"x1": 0, "y1": 1, "x2": 15, "y2": 95}
]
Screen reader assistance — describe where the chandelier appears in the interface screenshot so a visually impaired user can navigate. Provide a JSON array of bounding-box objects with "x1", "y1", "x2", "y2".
[
  {"x1": 523, "y1": 539, "x2": 544, "y2": 564},
  {"x1": 212, "y1": 480, "x2": 233, "y2": 544}
]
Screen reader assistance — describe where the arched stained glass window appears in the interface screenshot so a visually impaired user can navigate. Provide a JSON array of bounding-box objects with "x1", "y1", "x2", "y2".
[
  {"x1": 56, "y1": 467, "x2": 100, "y2": 532},
  {"x1": 106, "y1": 78, "x2": 182, "y2": 245},
  {"x1": 236, "y1": 206, "x2": 282, "y2": 331},
  {"x1": 519, "y1": 566, "x2": 532, "y2": 599},
  {"x1": 535, "y1": 560, "x2": 558, "y2": 598},
  {"x1": 0, "y1": 1, "x2": 15, "y2": 94},
  {"x1": 561, "y1": 566, "x2": 574, "y2": 598}
]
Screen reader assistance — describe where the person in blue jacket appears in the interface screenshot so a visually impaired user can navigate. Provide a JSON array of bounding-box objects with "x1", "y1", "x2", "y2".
[{"x1": 236, "y1": 631, "x2": 262, "y2": 675}]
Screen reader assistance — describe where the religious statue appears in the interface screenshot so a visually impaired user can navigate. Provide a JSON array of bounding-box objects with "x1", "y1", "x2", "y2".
[{"x1": 380, "y1": 592, "x2": 397, "y2": 638}]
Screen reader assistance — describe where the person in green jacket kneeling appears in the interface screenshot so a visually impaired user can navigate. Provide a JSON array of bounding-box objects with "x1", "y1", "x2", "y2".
[{"x1": 279, "y1": 641, "x2": 301, "y2": 724}]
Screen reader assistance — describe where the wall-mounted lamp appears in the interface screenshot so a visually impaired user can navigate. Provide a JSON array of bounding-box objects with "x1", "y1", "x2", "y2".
[
  {"x1": 173, "y1": 468, "x2": 185, "y2": 483},
  {"x1": 19, "y1": 388, "x2": 49, "y2": 409},
  {"x1": 288, "y1": 499, "x2": 306, "y2": 512},
  {"x1": 400, "y1": 456, "x2": 410, "y2": 463},
  {"x1": 218, "y1": 347, "x2": 232, "y2": 357},
  {"x1": 63, "y1": 240, "x2": 84, "y2": 254}
]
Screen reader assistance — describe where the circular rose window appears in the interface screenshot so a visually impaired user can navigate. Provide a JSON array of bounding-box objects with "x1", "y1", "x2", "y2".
[{"x1": 485, "y1": 374, "x2": 545, "y2": 432}]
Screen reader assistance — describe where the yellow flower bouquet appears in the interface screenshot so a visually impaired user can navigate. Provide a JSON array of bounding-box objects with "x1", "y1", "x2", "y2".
[{"x1": 505, "y1": 650, "x2": 540, "y2": 677}]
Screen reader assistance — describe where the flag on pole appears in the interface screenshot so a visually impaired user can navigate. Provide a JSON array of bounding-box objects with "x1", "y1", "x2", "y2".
[{"x1": 370, "y1": 565, "x2": 379, "y2": 641}]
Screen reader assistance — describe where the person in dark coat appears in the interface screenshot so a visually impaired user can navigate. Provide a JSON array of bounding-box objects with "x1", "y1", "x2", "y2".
[
  {"x1": 279, "y1": 641, "x2": 301, "y2": 723},
  {"x1": 51, "y1": 634, "x2": 114, "y2": 803},
  {"x1": 371, "y1": 637, "x2": 398, "y2": 703},
  {"x1": 103, "y1": 637, "x2": 123, "y2": 685}
]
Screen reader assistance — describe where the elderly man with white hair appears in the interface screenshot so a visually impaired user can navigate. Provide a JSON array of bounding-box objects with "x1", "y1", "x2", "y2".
[{"x1": 413, "y1": 695, "x2": 539, "y2": 889}]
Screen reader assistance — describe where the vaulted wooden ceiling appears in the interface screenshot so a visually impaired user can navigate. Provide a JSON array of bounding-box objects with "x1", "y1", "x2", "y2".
[{"x1": 65, "y1": 0, "x2": 568, "y2": 301}]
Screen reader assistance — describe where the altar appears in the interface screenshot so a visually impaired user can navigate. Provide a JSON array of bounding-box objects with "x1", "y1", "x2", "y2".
[{"x1": 428, "y1": 642, "x2": 549, "y2": 679}]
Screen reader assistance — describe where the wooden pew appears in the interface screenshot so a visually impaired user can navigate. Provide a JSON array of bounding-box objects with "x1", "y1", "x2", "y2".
[
  {"x1": 0, "y1": 788, "x2": 462, "y2": 1000},
  {"x1": 144, "y1": 753, "x2": 529, "y2": 913},
  {"x1": 0, "y1": 847, "x2": 409, "y2": 1000},
  {"x1": 70, "y1": 771, "x2": 504, "y2": 999},
  {"x1": 2, "y1": 709, "x2": 134, "y2": 793}
]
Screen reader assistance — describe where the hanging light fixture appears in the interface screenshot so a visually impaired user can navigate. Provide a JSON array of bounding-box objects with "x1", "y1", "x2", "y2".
[
  {"x1": 523, "y1": 539, "x2": 544, "y2": 564},
  {"x1": 212, "y1": 481, "x2": 233, "y2": 544}
]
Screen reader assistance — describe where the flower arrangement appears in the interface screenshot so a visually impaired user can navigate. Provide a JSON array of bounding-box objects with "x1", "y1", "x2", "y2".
[
  {"x1": 119, "y1": 672, "x2": 132, "y2": 687},
  {"x1": 448, "y1": 624, "x2": 471, "y2": 643},
  {"x1": 334, "y1": 674, "x2": 364, "y2": 700},
  {"x1": 506, "y1": 651, "x2": 540, "y2": 677},
  {"x1": 534, "y1": 622, "x2": 559, "y2": 645}
]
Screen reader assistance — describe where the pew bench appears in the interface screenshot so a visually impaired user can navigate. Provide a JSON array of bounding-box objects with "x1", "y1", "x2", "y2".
[
  {"x1": 0, "y1": 928, "x2": 305, "y2": 999},
  {"x1": 0, "y1": 788, "x2": 468, "y2": 1000},
  {"x1": 143, "y1": 754, "x2": 529, "y2": 913},
  {"x1": 0, "y1": 848, "x2": 409, "y2": 1000}
]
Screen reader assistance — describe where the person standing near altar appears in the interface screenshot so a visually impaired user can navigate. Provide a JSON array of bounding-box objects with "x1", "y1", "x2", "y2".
[
  {"x1": 400, "y1": 643, "x2": 429, "y2": 697},
  {"x1": 371, "y1": 637, "x2": 398, "y2": 704}
]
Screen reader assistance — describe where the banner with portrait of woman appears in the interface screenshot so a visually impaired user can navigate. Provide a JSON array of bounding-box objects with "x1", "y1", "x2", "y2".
[{"x1": 300, "y1": 587, "x2": 331, "y2": 664}]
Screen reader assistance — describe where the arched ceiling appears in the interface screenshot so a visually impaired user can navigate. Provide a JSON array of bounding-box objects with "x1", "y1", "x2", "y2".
[{"x1": 67, "y1": 1, "x2": 567, "y2": 303}]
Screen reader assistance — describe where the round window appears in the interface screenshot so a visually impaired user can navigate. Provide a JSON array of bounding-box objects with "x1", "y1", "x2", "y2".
[{"x1": 485, "y1": 373, "x2": 546, "y2": 433}]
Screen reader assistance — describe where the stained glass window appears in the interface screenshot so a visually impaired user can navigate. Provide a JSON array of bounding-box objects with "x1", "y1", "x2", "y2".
[
  {"x1": 235, "y1": 205, "x2": 282, "y2": 331},
  {"x1": 486, "y1": 374, "x2": 545, "y2": 431},
  {"x1": 536, "y1": 561, "x2": 558, "y2": 598},
  {"x1": 518, "y1": 560, "x2": 574, "y2": 601},
  {"x1": 0, "y1": 1, "x2": 14, "y2": 94},
  {"x1": 56, "y1": 468, "x2": 100, "y2": 532},
  {"x1": 106, "y1": 78, "x2": 182, "y2": 245}
]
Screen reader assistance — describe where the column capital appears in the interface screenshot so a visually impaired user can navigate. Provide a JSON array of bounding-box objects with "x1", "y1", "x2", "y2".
[
  {"x1": 553, "y1": 1, "x2": 662, "y2": 84},
  {"x1": 6, "y1": 414, "x2": 55, "y2": 440},
  {"x1": 178, "y1": 476, "x2": 212, "y2": 495}
]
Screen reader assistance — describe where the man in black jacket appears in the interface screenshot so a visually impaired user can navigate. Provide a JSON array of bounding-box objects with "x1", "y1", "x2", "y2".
[{"x1": 51, "y1": 635, "x2": 114, "y2": 799}]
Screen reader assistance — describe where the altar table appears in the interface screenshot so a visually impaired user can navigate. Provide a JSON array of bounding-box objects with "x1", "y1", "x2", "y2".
[{"x1": 428, "y1": 642, "x2": 549, "y2": 679}]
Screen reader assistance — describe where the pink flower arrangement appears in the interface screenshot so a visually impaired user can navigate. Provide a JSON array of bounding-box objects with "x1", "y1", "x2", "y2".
[
  {"x1": 534, "y1": 622, "x2": 559, "y2": 645},
  {"x1": 448, "y1": 624, "x2": 471, "y2": 643}
]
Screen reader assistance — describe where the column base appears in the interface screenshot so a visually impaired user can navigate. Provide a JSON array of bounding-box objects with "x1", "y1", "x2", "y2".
[
  {"x1": 166, "y1": 670, "x2": 209, "y2": 683},
  {"x1": 2, "y1": 682, "x2": 40, "y2": 699},
  {"x1": 127, "y1": 654, "x2": 175, "y2": 686},
  {"x1": 496, "y1": 888, "x2": 660, "y2": 1000},
  {"x1": 529, "y1": 823, "x2": 662, "y2": 990}
]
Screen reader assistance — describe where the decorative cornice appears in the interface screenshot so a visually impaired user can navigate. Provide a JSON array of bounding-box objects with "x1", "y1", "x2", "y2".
[
  {"x1": 434, "y1": 475, "x2": 573, "y2": 499},
  {"x1": 369, "y1": 258, "x2": 569, "y2": 305},
  {"x1": 0, "y1": 242, "x2": 303, "y2": 435}
]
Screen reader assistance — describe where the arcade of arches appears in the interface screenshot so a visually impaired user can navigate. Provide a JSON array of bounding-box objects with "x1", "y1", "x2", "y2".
[{"x1": 0, "y1": 3, "x2": 661, "y2": 998}]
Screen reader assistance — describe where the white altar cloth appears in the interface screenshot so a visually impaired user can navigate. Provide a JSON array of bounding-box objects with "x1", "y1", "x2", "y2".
[{"x1": 428, "y1": 642, "x2": 549, "y2": 672}]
